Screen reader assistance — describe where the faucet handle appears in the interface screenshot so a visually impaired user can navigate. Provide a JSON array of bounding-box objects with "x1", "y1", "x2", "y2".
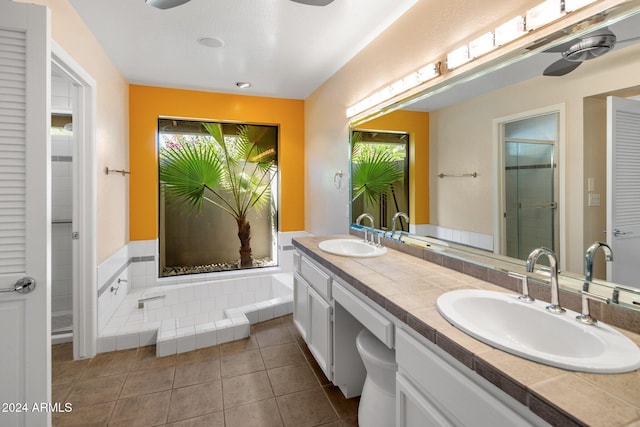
[
  {"x1": 508, "y1": 272, "x2": 534, "y2": 303},
  {"x1": 577, "y1": 291, "x2": 610, "y2": 325}
]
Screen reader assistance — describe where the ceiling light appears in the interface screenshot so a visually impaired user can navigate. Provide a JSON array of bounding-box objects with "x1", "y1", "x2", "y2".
[
  {"x1": 526, "y1": 0, "x2": 564, "y2": 31},
  {"x1": 145, "y1": 0, "x2": 191, "y2": 10},
  {"x1": 198, "y1": 37, "x2": 225, "y2": 48},
  {"x1": 289, "y1": 0, "x2": 335, "y2": 6},
  {"x1": 236, "y1": 82, "x2": 252, "y2": 89}
]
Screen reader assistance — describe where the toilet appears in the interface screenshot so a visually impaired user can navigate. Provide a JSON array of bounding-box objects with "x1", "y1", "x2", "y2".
[{"x1": 356, "y1": 328, "x2": 398, "y2": 427}]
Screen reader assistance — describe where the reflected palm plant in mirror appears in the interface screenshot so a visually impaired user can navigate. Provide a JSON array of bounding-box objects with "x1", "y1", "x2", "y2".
[{"x1": 351, "y1": 131, "x2": 406, "y2": 230}]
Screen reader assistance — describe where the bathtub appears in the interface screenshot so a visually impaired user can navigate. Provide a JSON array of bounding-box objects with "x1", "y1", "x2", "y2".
[{"x1": 98, "y1": 272, "x2": 293, "y2": 356}]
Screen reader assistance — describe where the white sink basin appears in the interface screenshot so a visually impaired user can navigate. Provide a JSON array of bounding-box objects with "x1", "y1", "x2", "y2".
[
  {"x1": 318, "y1": 239, "x2": 387, "y2": 258},
  {"x1": 436, "y1": 289, "x2": 640, "y2": 373}
]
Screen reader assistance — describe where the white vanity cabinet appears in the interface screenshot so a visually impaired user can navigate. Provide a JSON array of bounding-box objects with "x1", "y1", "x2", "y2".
[
  {"x1": 293, "y1": 252, "x2": 333, "y2": 380},
  {"x1": 395, "y1": 328, "x2": 549, "y2": 427},
  {"x1": 293, "y1": 246, "x2": 549, "y2": 426}
]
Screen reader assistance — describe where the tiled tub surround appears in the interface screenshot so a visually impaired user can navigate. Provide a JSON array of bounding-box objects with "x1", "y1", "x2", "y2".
[
  {"x1": 293, "y1": 236, "x2": 640, "y2": 427},
  {"x1": 409, "y1": 223, "x2": 494, "y2": 252},
  {"x1": 128, "y1": 231, "x2": 310, "y2": 289},
  {"x1": 99, "y1": 273, "x2": 293, "y2": 357},
  {"x1": 97, "y1": 231, "x2": 308, "y2": 349}
]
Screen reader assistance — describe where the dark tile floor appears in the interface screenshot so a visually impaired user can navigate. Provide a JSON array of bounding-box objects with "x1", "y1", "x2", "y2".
[{"x1": 52, "y1": 315, "x2": 359, "y2": 426}]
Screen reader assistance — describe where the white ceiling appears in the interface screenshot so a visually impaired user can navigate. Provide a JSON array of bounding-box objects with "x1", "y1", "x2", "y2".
[{"x1": 68, "y1": 0, "x2": 417, "y2": 99}]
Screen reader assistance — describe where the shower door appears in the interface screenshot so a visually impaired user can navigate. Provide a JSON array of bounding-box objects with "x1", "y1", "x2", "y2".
[{"x1": 502, "y1": 113, "x2": 559, "y2": 261}]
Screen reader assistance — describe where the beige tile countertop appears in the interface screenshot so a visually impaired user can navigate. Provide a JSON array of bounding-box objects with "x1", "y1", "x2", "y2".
[{"x1": 293, "y1": 235, "x2": 640, "y2": 427}]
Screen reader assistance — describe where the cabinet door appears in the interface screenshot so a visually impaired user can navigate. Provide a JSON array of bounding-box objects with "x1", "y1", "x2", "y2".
[
  {"x1": 293, "y1": 272, "x2": 309, "y2": 340},
  {"x1": 308, "y1": 286, "x2": 333, "y2": 381},
  {"x1": 397, "y1": 374, "x2": 454, "y2": 427}
]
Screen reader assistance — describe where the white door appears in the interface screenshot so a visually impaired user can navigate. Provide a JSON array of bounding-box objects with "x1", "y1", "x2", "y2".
[
  {"x1": 606, "y1": 96, "x2": 640, "y2": 288},
  {"x1": 0, "y1": 2, "x2": 51, "y2": 426}
]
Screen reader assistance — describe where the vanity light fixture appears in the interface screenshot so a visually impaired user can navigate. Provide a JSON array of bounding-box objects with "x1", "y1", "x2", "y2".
[
  {"x1": 346, "y1": 62, "x2": 441, "y2": 118},
  {"x1": 446, "y1": 45, "x2": 471, "y2": 70},
  {"x1": 469, "y1": 32, "x2": 496, "y2": 58},
  {"x1": 526, "y1": 0, "x2": 564, "y2": 31},
  {"x1": 495, "y1": 16, "x2": 526, "y2": 46},
  {"x1": 347, "y1": 0, "x2": 596, "y2": 118},
  {"x1": 564, "y1": 0, "x2": 598, "y2": 13}
]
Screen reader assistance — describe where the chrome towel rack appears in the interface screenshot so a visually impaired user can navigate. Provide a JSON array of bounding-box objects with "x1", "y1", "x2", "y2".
[
  {"x1": 437, "y1": 172, "x2": 477, "y2": 178},
  {"x1": 105, "y1": 167, "x2": 131, "y2": 176}
]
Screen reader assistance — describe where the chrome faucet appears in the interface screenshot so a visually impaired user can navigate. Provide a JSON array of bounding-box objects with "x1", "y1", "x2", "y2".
[
  {"x1": 390, "y1": 212, "x2": 409, "y2": 239},
  {"x1": 583, "y1": 241, "x2": 614, "y2": 291},
  {"x1": 577, "y1": 291, "x2": 610, "y2": 325},
  {"x1": 508, "y1": 271, "x2": 534, "y2": 303},
  {"x1": 356, "y1": 213, "x2": 375, "y2": 244},
  {"x1": 526, "y1": 247, "x2": 565, "y2": 314}
]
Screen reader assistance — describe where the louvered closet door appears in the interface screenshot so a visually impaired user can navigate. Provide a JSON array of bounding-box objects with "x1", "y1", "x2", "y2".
[
  {"x1": 606, "y1": 96, "x2": 640, "y2": 288},
  {"x1": 0, "y1": 3, "x2": 51, "y2": 427}
]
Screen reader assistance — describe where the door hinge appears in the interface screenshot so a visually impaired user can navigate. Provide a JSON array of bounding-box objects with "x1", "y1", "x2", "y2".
[{"x1": 72, "y1": 231, "x2": 79, "y2": 240}]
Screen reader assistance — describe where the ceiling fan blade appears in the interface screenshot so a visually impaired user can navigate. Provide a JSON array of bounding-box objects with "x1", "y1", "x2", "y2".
[
  {"x1": 543, "y1": 58, "x2": 582, "y2": 76},
  {"x1": 290, "y1": 0, "x2": 335, "y2": 5},
  {"x1": 145, "y1": 0, "x2": 191, "y2": 10},
  {"x1": 544, "y1": 38, "x2": 581, "y2": 53},
  {"x1": 616, "y1": 36, "x2": 640, "y2": 46}
]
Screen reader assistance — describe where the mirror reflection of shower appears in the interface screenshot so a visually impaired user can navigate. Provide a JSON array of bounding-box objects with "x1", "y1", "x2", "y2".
[
  {"x1": 502, "y1": 112, "x2": 559, "y2": 262},
  {"x1": 51, "y1": 71, "x2": 75, "y2": 344}
]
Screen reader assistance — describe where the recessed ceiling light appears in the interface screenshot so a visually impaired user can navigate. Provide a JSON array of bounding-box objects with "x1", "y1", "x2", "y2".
[
  {"x1": 198, "y1": 37, "x2": 225, "y2": 48},
  {"x1": 236, "y1": 82, "x2": 252, "y2": 89}
]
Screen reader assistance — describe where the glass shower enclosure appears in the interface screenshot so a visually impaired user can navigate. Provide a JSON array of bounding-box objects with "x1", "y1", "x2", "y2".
[{"x1": 503, "y1": 113, "x2": 559, "y2": 261}]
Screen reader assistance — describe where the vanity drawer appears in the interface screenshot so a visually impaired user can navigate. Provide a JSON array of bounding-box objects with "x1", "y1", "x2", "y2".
[
  {"x1": 300, "y1": 255, "x2": 332, "y2": 300},
  {"x1": 333, "y1": 280, "x2": 394, "y2": 348},
  {"x1": 396, "y1": 329, "x2": 538, "y2": 426}
]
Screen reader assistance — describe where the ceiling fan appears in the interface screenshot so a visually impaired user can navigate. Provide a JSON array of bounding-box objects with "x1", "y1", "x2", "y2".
[
  {"x1": 543, "y1": 27, "x2": 640, "y2": 76},
  {"x1": 145, "y1": 0, "x2": 334, "y2": 9}
]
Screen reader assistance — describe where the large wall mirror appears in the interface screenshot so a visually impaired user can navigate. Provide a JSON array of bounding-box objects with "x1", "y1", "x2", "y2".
[{"x1": 350, "y1": 2, "x2": 640, "y2": 311}]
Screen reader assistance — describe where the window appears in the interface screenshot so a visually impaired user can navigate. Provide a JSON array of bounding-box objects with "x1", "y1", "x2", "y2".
[{"x1": 158, "y1": 119, "x2": 278, "y2": 276}]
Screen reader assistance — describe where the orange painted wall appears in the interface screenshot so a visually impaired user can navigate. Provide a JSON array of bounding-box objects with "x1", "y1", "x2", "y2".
[
  {"x1": 355, "y1": 110, "x2": 429, "y2": 224},
  {"x1": 129, "y1": 85, "x2": 304, "y2": 241}
]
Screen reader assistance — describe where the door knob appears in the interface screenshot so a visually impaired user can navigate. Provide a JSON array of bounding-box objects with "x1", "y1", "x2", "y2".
[
  {"x1": 0, "y1": 277, "x2": 36, "y2": 294},
  {"x1": 613, "y1": 228, "x2": 632, "y2": 237}
]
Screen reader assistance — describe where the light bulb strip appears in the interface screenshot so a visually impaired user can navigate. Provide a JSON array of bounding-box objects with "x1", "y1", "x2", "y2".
[
  {"x1": 346, "y1": 0, "x2": 598, "y2": 118},
  {"x1": 346, "y1": 62, "x2": 441, "y2": 118}
]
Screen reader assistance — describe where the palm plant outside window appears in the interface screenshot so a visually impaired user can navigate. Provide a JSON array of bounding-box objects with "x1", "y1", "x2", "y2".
[{"x1": 158, "y1": 119, "x2": 278, "y2": 276}]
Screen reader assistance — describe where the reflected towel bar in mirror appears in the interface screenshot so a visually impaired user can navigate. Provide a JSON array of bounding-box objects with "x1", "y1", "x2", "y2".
[
  {"x1": 437, "y1": 172, "x2": 478, "y2": 178},
  {"x1": 105, "y1": 167, "x2": 131, "y2": 176}
]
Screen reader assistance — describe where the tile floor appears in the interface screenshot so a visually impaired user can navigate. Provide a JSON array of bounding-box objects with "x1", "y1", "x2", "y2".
[{"x1": 52, "y1": 315, "x2": 359, "y2": 426}]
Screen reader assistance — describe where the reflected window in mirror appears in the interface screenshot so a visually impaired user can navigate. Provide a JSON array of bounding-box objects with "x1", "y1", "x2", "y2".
[{"x1": 351, "y1": 130, "x2": 409, "y2": 232}]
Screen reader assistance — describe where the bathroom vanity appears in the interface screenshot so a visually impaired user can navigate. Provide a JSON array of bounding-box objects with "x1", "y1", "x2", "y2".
[{"x1": 292, "y1": 236, "x2": 640, "y2": 427}]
